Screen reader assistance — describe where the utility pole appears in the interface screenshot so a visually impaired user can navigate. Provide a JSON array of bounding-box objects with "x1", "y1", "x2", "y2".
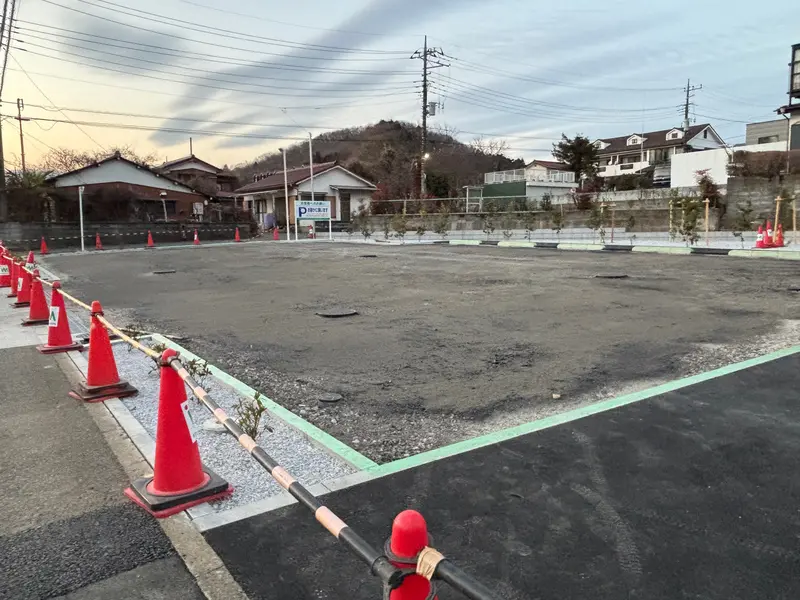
[
  {"x1": 0, "y1": 0, "x2": 11, "y2": 221},
  {"x1": 411, "y1": 36, "x2": 447, "y2": 198},
  {"x1": 14, "y1": 97, "x2": 28, "y2": 174},
  {"x1": 683, "y1": 78, "x2": 702, "y2": 130}
]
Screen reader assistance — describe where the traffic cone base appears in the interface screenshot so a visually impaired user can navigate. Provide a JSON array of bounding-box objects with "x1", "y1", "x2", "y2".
[
  {"x1": 69, "y1": 380, "x2": 138, "y2": 403},
  {"x1": 22, "y1": 317, "x2": 49, "y2": 326},
  {"x1": 124, "y1": 467, "x2": 232, "y2": 518},
  {"x1": 37, "y1": 341, "x2": 83, "y2": 354}
]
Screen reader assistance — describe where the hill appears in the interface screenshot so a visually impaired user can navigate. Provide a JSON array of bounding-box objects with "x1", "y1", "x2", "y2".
[{"x1": 233, "y1": 120, "x2": 524, "y2": 198}]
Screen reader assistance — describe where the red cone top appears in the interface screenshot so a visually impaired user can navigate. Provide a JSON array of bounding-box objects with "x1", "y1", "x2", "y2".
[
  {"x1": 149, "y1": 348, "x2": 208, "y2": 495},
  {"x1": 26, "y1": 250, "x2": 35, "y2": 265},
  {"x1": 390, "y1": 510, "x2": 429, "y2": 560}
]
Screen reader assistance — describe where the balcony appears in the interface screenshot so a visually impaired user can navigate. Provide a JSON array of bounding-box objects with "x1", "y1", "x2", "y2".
[{"x1": 484, "y1": 169, "x2": 576, "y2": 185}]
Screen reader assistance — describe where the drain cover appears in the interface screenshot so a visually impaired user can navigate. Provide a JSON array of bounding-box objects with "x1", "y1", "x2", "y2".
[
  {"x1": 316, "y1": 309, "x2": 359, "y2": 318},
  {"x1": 359, "y1": 254, "x2": 378, "y2": 258},
  {"x1": 789, "y1": 286, "x2": 800, "y2": 292},
  {"x1": 594, "y1": 273, "x2": 628, "y2": 279},
  {"x1": 152, "y1": 269, "x2": 176, "y2": 275}
]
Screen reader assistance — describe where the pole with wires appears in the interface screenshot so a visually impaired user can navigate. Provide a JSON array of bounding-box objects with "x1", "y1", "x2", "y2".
[
  {"x1": 281, "y1": 147, "x2": 290, "y2": 242},
  {"x1": 0, "y1": 0, "x2": 10, "y2": 221},
  {"x1": 14, "y1": 97, "x2": 28, "y2": 174}
]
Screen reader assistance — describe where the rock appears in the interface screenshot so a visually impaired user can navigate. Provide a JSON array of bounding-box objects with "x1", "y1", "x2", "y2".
[
  {"x1": 295, "y1": 377, "x2": 310, "y2": 385},
  {"x1": 318, "y1": 392, "x2": 343, "y2": 404},
  {"x1": 202, "y1": 418, "x2": 226, "y2": 434},
  {"x1": 552, "y1": 393, "x2": 562, "y2": 400}
]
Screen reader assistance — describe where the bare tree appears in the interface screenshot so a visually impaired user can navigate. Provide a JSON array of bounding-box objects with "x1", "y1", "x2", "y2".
[{"x1": 37, "y1": 145, "x2": 160, "y2": 174}]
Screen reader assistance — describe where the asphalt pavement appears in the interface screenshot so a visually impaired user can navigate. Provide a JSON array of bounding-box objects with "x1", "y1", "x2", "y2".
[{"x1": 0, "y1": 313, "x2": 205, "y2": 599}]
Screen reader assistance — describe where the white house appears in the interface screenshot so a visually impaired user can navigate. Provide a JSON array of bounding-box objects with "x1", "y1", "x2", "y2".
[
  {"x1": 594, "y1": 124, "x2": 726, "y2": 180},
  {"x1": 234, "y1": 162, "x2": 376, "y2": 229},
  {"x1": 482, "y1": 159, "x2": 576, "y2": 201}
]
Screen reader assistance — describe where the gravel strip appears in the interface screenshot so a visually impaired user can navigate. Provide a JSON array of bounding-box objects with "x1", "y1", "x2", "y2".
[{"x1": 113, "y1": 343, "x2": 356, "y2": 513}]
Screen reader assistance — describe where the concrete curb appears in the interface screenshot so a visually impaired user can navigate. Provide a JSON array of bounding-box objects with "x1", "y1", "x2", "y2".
[{"x1": 51, "y1": 350, "x2": 249, "y2": 600}]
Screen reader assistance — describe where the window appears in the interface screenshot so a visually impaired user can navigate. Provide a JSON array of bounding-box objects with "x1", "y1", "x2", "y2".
[
  {"x1": 627, "y1": 136, "x2": 640, "y2": 146},
  {"x1": 757, "y1": 135, "x2": 779, "y2": 144},
  {"x1": 703, "y1": 130, "x2": 708, "y2": 139}
]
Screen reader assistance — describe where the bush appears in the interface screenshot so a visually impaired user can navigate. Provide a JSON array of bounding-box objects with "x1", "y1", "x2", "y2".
[
  {"x1": 540, "y1": 193, "x2": 553, "y2": 212},
  {"x1": 391, "y1": 212, "x2": 408, "y2": 241},
  {"x1": 432, "y1": 205, "x2": 450, "y2": 239}
]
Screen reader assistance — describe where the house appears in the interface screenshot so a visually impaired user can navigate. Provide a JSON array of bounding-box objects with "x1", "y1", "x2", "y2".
[
  {"x1": 594, "y1": 124, "x2": 726, "y2": 181},
  {"x1": 481, "y1": 159, "x2": 576, "y2": 202},
  {"x1": 158, "y1": 155, "x2": 239, "y2": 200},
  {"x1": 776, "y1": 42, "x2": 800, "y2": 152},
  {"x1": 233, "y1": 162, "x2": 376, "y2": 229},
  {"x1": 46, "y1": 152, "x2": 212, "y2": 221},
  {"x1": 746, "y1": 119, "x2": 790, "y2": 146}
]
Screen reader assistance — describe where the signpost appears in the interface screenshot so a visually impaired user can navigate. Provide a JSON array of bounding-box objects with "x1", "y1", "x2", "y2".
[
  {"x1": 78, "y1": 186, "x2": 85, "y2": 252},
  {"x1": 296, "y1": 200, "x2": 331, "y2": 240}
]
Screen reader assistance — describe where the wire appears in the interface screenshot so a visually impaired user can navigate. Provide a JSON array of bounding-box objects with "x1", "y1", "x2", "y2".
[
  {"x1": 4, "y1": 66, "x2": 420, "y2": 111},
  {"x1": 10, "y1": 54, "x2": 107, "y2": 149},
  {"x1": 435, "y1": 74, "x2": 683, "y2": 114},
  {"x1": 175, "y1": 0, "x2": 411, "y2": 38},
  {"x1": 16, "y1": 47, "x2": 421, "y2": 100},
  {"x1": 445, "y1": 54, "x2": 685, "y2": 93},
  {"x1": 3, "y1": 101, "x2": 347, "y2": 130},
  {"x1": 15, "y1": 38, "x2": 419, "y2": 93},
  {"x1": 0, "y1": 0, "x2": 16, "y2": 96},
  {"x1": 14, "y1": 24, "x2": 421, "y2": 83},
  {"x1": 47, "y1": 0, "x2": 410, "y2": 55}
]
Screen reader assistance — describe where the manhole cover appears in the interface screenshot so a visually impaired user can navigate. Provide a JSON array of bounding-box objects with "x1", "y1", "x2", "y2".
[
  {"x1": 152, "y1": 270, "x2": 176, "y2": 275},
  {"x1": 318, "y1": 393, "x2": 343, "y2": 403},
  {"x1": 789, "y1": 286, "x2": 800, "y2": 292},
  {"x1": 315, "y1": 309, "x2": 359, "y2": 318},
  {"x1": 359, "y1": 254, "x2": 378, "y2": 258},
  {"x1": 594, "y1": 274, "x2": 629, "y2": 279}
]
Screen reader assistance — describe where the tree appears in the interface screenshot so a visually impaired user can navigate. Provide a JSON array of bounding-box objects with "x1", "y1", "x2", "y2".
[
  {"x1": 552, "y1": 134, "x2": 599, "y2": 183},
  {"x1": 37, "y1": 146, "x2": 160, "y2": 174}
]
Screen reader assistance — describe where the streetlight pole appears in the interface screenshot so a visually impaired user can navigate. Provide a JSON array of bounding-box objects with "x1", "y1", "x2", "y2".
[
  {"x1": 281, "y1": 147, "x2": 290, "y2": 242},
  {"x1": 78, "y1": 186, "x2": 85, "y2": 252}
]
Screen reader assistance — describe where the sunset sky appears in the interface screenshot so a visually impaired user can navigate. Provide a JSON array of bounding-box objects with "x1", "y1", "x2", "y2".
[{"x1": 2, "y1": 0, "x2": 797, "y2": 170}]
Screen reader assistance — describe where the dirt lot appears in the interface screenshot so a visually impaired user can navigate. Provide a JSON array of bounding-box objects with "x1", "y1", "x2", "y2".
[{"x1": 43, "y1": 243, "x2": 800, "y2": 463}]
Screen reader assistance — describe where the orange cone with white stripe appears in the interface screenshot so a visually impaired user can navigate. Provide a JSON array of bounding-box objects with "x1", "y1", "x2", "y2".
[
  {"x1": 193, "y1": 229, "x2": 200, "y2": 245},
  {"x1": 13, "y1": 265, "x2": 32, "y2": 308},
  {"x1": 146, "y1": 230, "x2": 155, "y2": 248},
  {"x1": 125, "y1": 348, "x2": 231, "y2": 517},
  {"x1": 37, "y1": 281, "x2": 82, "y2": 354},
  {"x1": 69, "y1": 301, "x2": 137, "y2": 402},
  {"x1": 22, "y1": 270, "x2": 49, "y2": 326},
  {"x1": 95, "y1": 233, "x2": 104, "y2": 250},
  {"x1": 7, "y1": 259, "x2": 19, "y2": 297},
  {"x1": 0, "y1": 252, "x2": 11, "y2": 288}
]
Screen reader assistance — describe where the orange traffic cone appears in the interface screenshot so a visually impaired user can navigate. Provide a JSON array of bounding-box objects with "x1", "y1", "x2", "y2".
[
  {"x1": 234, "y1": 227, "x2": 241, "y2": 242},
  {"x1": 22, "y1": 270, "x2": 50, "y2": 326},
  {"x1": 386, "y1": 511, "x2": 439, "y2": 600},
  {"x1": 13, "y1": 265, "x2": 32, "y2": 308},
  {"x1": 776, "y1": 224, "x2": 785, "y2": 247},
  {"x1": 764, "y1": 221, "x2": 774, "y2": 248},
  {"x1": 272, "y1": 227, "x2": 279, "y2": 241},
  {"x1": 307, "y1": 224, "x2": 314, "y2": 239},
  {"x1": 40, "y1": 237, "x2": 49, "y2": 255},
  {"x1": 754, "y1": 225, "x2": 765, "y2": 249},
  {"x1": 95, "y1": 233, "x2": 104, "y2": 250},
  {"x1": 69, "y1": 301, "x2": 138, "y2": 402},
  {"x1": 125, "y1": 348, "x2": 232, "y2": 517},
  {"x1": 193, "y1": 229, "x2": 200, "y2": 245},
  {"x1": 0, "y1": 252, "x2": 10, "y2": 288},
  {"x1": 37, "y1": 281, "x2": 83, "y2": 354},
  {"x1": 146, "y1": 230, "x2": 155, "y2": 248},
  {"x1": 7, "y1": 259, "x2": 19, "y2": 297},
  {"x1": 25, "y1": 250, "x2": 35, "y2": 270}
]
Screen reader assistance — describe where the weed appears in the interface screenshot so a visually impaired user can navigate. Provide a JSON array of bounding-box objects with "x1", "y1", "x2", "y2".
[{"x1": 234, "y1": 392, "x2": 272, "y2": 440}]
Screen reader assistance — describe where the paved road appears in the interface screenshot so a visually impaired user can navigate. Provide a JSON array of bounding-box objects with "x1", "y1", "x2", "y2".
[{"x1": 0, "y1": 300, "x2": 205, "y2": 599}]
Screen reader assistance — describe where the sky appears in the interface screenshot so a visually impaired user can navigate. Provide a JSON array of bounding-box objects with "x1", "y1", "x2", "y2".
[{"x1": 2, "y1": 0, "x2": 798, "y2": 170}]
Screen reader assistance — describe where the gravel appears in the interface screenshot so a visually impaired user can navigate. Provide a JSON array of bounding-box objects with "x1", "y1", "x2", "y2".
[{"x1": 113, "y1": 343, "x2": 356, "y2": 513}]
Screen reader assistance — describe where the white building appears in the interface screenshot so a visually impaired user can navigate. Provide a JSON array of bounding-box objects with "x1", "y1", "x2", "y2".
[
  {"x1": 483, "y1": 159, "x2": 576, "y2": 201},
  {"x1": 234, "y1": 162, "x2": 376, "y2": 229},
  {"x1": 594, "y1": 124, "x2": 726, "y2": 180}
]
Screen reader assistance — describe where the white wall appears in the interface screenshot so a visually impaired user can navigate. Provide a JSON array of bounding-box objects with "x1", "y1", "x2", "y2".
[
  {"x1": 686, "y1": 128, "x2": 726, "y2": 150},
  {"x1": 670, "y1": 149, "x2": 730, "y2": 187},
  {"x1": 53, "y1": 160, "x2": 194, "y2": 192},
  {"x1": 295, "y1": 167, "x2": 374, "y2": 193}
]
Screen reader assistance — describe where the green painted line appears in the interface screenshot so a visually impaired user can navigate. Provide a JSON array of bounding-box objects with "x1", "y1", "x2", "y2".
[
  {"x1": 557, "y1": 243, "x2": 604, "y2": 251},
  {"x1": 448, "y1": 240, "x2": 482, "y2": 246},
  {"x1": 498, "y1": 241, "x2": 536, "y2": 248},
  {"x1": 149, "y1": 333, "x2": 378, "y2": 471},
  {"x1": 728, "y1": 249, "x2": 754, "y2": 258},
  {"x1": 367, "y1": 344, "x2": 800, "y2": 478},
  {"x1": 631, "y1": 246, "x2": 692, "y2": 254},
  {"x1": 776, "y1": 251, "x2": 800, "y2": 260}
]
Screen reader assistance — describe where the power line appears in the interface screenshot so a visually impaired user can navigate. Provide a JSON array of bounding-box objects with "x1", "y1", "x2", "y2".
[
  {"x1": 49, "y1": 0, "x2": 410, "y2": 55},
  {"x1": 174, "y1": 0, "x2": 413, "y2": 39},
  {"x1": 0, "y1": 0, "x2": 15, "y2": 96},
  {"x1": 14, "y1": 24, "x2": 421, "y2": 82},
  {"x1": 10, "y1": 54, "x2": 106, "y2": 149},
  {"x1": 444, "y1": 54, "x2": 685, "y2": 93},
  {"x1": 4, "y1": 65, "x2": 420, "y2": 111},
  {"x1": 16, "y1": 47, "x2": 421, "y2": 100},
  {"x1": 15, "y1": 39, "x2": 419, "y2": 93}
]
